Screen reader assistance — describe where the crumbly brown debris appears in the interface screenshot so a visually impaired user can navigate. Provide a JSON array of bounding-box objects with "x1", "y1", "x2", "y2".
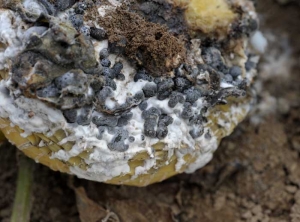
[
  {"x1": 0, "y1": 0, "x2": 21, "y2": 9},
  {"x1": 98, "y1": 6, "x2": 187, "y2": 76}
]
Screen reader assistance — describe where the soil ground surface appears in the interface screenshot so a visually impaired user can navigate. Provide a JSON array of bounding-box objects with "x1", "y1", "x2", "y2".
[{"x1": 1, "y1": 1, "x2": 300, "y2": 221}]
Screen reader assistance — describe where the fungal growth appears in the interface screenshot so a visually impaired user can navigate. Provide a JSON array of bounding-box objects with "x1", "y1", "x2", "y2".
[{"x1": 0, "y1": 0, "x2": 260, "y2": 186}]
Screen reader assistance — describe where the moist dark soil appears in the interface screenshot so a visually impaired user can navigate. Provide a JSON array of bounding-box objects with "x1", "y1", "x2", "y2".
[{"x1": 1, "y1": 1, "x2": 300, "y2": 221}]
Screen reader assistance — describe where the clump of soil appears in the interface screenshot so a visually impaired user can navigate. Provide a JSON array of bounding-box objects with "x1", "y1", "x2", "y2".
[
  {"x1": 98, "y1": 6, "x2": 187, "y2": 76},
  {"x1": 129, "y1": 0, "x2": 188, "y2": 36},
  {"x1": 0, "y1": 0, "x2": 21, "y2": 9}
]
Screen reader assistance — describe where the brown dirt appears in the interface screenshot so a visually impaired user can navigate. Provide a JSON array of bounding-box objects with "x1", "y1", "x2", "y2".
[
  {"x1": 98, "y1": 6, "x2": 187, "y2": 76},
  {"x1": 1, "y1": 1, "x2": 300, "y2": 221}
]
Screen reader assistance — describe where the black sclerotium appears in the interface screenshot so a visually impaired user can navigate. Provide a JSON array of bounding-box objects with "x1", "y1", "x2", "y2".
[
  {"x1": 144, "y1": 115, "x2": 158, "y2": 138},
  {"x1": 138, "y1": 100, "x2": 148, "y2": 111},
  {"x1": 143, "y1": 82, "x2": 157, "y2": 98},
  {"x1": 188, "y1": 114, "x2": 203, "y2": 126},
  {"x1": 154, "y1": 77, "x2": 163, "y2": 84},
  {"x1": 237, "y1": 80, "x2": 247, "y2": 91},
  {"x1": 97, "y1": 126, "x2": 106, "y2": 140},
  {"x1": 90, "y1": 27, "x2": 107, "y2": 41},
  {"x1": 224, "y1": 74, "x2": 233, "y2": 83},
  {"x1": 101, "y1": 58, "x2": 111, "y2": 67},
  {"x1": 184, "y1": 67, "x2": 198, "y2": 82},
  {"x1": 189, "y1": 126, "x2": 204, "y2": 139},
  {"x1": 175, "y1": 65, "x2": 185, "y2": 77},
  {"x1": 36, "y1": 83, "x2": 60, "y2": 98},
  {"x1": 232, "y1": 18, "x2": 258, "y2": 38},
  {"x1": 113, "y1": 62, "x2": 123, "y2": 75},
  {"x1": 69, "y1": 14, "x2": 84, "y2": 29},
  {"x1": 181, "y1": 103, "x2": 193, "y2": 119},
  {"x1": 159, "y1": 114, "x2": 173, "y2": 126},
  {"x1": 55, "y1": 72, "x2": 85, "y2": 90},
  {"x1": 75, "y1": 2, "x2": 87, "y2": 14},
  {"x1": 56, "y1": 0, "x2": 76, "y2": 11},
  {"x1": 97, "y1": 86, "x2": 113, "y2": 104},
  {"x1": 133, "y1": 91, "x2": 145, "y2": 103},
  {"x1": 108, "y1": 129, "x2": 129, "y2": 152},
  {"x1": 125, "y1": 96, "x2": 137, "y2": 107},
  {"x1": 229, "y1": 66, "x2": 242, "y2": 78},
  {"x1": 107, "y1": 126, "x2": 116, "y2": 134},
  {"x1": 134, "y1": 70, "x2": 153, "y2": 82},
  {"x1": 174, "y1": 77, "x2": 191, "y2": 92},
  {"x1": 92, "y1": 115, "x2": 119, "y2": 127},
  {"x1": 109, "y1": 38, "x2": 126, "y2": 55},
  {"x1": 202, "y1": 47, "x2": 226, "y2": 70},
  {"x1": 99, "y1": 48, "x2": 109, "y2": 60},
  {"x1": 157, "y1": 78, "x2": 174, "y2": 100},
  {"x1": 90, "y1": 78, "x2": 104, "y2": 92},
  {"x1": 104, "y1": 77, "x2": 116, "y2": 90},
  {"x1": 26, "y1": 35, "x2": 42, "y2": 48},
  {"x1": 205, "y1": 131, "x2": 212, "y2": 140},
  {"x1": 184, "y1": 87, "x2": 201, "y2": 104},
  {"x1": 77, "y1": 106, "x2": 93, "y2": 125},
  {"x1": 117, "y1": 112, "x2": 133, "y2": 127},
  {"x1": 116, "y1": 73, "x2": 125, "y2": 81},
  {"x1": 245, "y1": 57, "x2": 256, "y2": 71},
  {"x1": 102, "y1": 68, "x2": 115, "y2": 78},
  {"x1": 168, "y1": 91, "x2": 184, "y2": 108},
  {"x1": 39, "y1": 0, "x2": 56, "y2": 15},
  {"x1": 80, "y1": 26, "x2": 90, "y2": 36},
  {"x1": 63, "y1": 109, "x2": 77, "y2": 123},
  {"x1": 142, "y1": 107, "x2": 161, "y2": 119},
  {"x1": 128, "y1": 136, "x2": 135, "y2": 143},
  {"x1": 156, "y1": 123, "x2": 168, "y2": 139},
  {"x1": 155, "y1": 114, "x2": 173, "y2": 139}
]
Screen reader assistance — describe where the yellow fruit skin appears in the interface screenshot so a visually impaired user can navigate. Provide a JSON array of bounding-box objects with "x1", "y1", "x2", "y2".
[
  {"x1": 173, "y1": 0, "x2": 236, "y2": 35},
  {"x1": 0, "y1": 118, "x2": 70, "y2": 173}
]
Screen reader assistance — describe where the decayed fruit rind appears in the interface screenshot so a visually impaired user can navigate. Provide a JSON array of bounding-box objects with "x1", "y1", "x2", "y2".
[
  {"x1": 0, "y1": 66, "x2": 250, "y2": 186},
  {"x1": 0, "y1": 0, "x2": 256, "y2": 186}
]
